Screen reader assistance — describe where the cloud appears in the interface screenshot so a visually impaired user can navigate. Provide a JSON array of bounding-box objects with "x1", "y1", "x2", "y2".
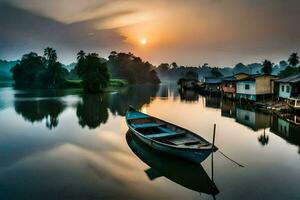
[
  {"x1": 0, "y1": 2, "x2": 128, "y2": 63},
  {"x1": 1, "y1": 0, "x2": 300, "y2": 65}
]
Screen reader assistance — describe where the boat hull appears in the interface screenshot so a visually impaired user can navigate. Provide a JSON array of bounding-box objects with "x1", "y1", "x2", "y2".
[
  {"x1": 128, "y1": 126, "x2": 213, "y2": 164},
  {"x1": 126, "y1": 131, "x2": 219, "y2": 195}
]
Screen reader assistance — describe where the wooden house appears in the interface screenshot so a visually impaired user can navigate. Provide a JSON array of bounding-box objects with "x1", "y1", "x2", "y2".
[
  {"x1": 275, "y1": 73, "x2": 300, "y2": 109},
  {"x1": 203, "y1": 77, "x2": 222, "y2": 94},
  {"x1": 235, "y1": 74, "x2": 278, "y2": 101},
  {"x1": 221, "y1": 73, "x2": 249, "y2": 99}
]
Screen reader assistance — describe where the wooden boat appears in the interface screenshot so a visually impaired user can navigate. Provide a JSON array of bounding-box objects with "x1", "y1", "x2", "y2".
[
  {"x1": 287, "y1": 98, "x2": 300, "y2": 110},
  {"x1": 126, "y1": 131, "x2": 219, "y2": 195},
  {"x1": 125, "y1": 106, "x2": 218, "y2": 163}
]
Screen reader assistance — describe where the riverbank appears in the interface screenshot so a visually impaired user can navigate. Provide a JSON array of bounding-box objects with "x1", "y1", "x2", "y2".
[
  {"x1": 2, "y1": 78, "x2": 129, "y2": 93},
  {"x1": 65, "y1": 78, "x2": 128, "y2": 92}
]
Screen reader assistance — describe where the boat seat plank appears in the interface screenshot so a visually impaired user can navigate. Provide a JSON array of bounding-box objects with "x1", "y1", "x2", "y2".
[
  {"x1": 146, "y1": 132, "x2": 183, "y2": 139},
  {"x1": 168, "y1": 137, "x2": 201, "y2": 145},
  {"x1": 132, "y1": 123, "x2": 161, "y2": 129}
]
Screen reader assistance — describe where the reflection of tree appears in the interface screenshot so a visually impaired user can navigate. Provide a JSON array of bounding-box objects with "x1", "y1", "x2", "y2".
[
  {"x1": 108, "y1": 85, "x2": 159, "y2": 116},
  {"x1": 76, "y1": 94, "x2": 109, "y2": 129},
  {"x1": 14, "y1": 99, "x2": 65, "y2": 129},
  {"x1": 258, "y1": 129, "x2": 269, "y2": 146}
]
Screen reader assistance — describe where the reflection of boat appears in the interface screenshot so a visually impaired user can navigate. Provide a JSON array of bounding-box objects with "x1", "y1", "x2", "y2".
[
  {"x1": 125, "y1": 107, "x2": 217, "y2": 163},
  {"x1": 126, "y1": 131, "x2": 219, "y2": 195}
]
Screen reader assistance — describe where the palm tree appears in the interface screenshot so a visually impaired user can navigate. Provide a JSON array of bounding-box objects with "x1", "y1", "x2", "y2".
[
  {"x1": 262, "y1": 59, "x2": 273, "y2": 75},
  {"x1": 44, "y1": 47, "x2": 57, "y2": 63},
  {"x1": 288, "y1": 52, "x2": 299, "y2": 67},
  {"x1": 171, "y1": 62, "x2": 178, "y2": 69},
  {"x1": 44, "y1": 47, "x2": 59, "y2": 86},
  {"x1": 77, "y1": 50, "x2": 86, "y2": 61}
]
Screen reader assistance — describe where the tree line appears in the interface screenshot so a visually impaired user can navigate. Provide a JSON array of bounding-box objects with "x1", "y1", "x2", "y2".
[
  {"x1": 156, "y1": 52, "x2": 300, "y2": 79},
  {"x1": 10, "y1": 48, "x2": 161, "y2": 93},
  {"x1": 262, "y1": 52, "x2": 299, "y2": 76},
  {"x1": 107, "y1": 51, "x2": 160, "y2": 84}
]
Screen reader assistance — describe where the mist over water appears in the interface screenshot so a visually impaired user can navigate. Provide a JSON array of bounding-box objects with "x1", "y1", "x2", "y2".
[{"x1": 0, "y1": 83, "x2": 300, "y2": 200}]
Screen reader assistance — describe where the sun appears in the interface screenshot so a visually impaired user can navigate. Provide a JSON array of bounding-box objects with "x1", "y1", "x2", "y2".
[{"x1": 140, "y1": 38, "x2": 147, "y2": 45}]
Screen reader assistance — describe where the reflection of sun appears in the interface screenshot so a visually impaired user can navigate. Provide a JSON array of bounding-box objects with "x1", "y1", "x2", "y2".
[
  {"x1": 140, "y1": 38, "x2": 147, "y2": 45},
  {"x1": 141, "y1": 107, "x2": 147, "y2": 114}
]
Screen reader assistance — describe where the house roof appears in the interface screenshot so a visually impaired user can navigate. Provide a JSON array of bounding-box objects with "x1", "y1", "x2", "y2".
[
  {"x1": 222, "y1": 76, "x2": 237, "y2": 82},
  {"x1": 234, "y1": 72, "x2": 249, "y2": 76},
  {"x1": 221, "y1": 72, "x2": 250, "y2": 82},
  {"x1": 204, "y1": 77, "x2": 222, "y2": 84},
  {"x1": 275, "y1": 73, "x2": 300, "y2": 83},
  {"x1": 236, "y1": 74, "x2": 277, "y2": 82}
]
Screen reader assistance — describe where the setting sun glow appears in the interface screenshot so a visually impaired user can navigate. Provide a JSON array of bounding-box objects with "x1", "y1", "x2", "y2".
[{"x1": 140, "y1": 38, "x2": 147, "y2": 45}]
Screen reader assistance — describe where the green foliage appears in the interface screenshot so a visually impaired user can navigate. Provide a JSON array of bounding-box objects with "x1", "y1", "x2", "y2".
[
  {"x1": 288, "y1": 52, "x2": 299, "y2": 67},
  {"x1": 109, "y1": 79, "x2": 128, "y2": 88},
  {"x1": 76, "y1": 51, "x2": 110, "y2": 93},
  {"x1": 261, "y1": 59, "x2": 273, "y2": 75},
  {"x1": 171, "y1": 62, "x2": 178, "y2": 69},
  {"x1": 10, "y1": 48, "x2": 69, "y2": 88},
  {"x1": 10, "y1": 52, "x2": 47, "y2": 87},
  {"x1": 211, "y1": 67, "x2": 223, "y2": 78},
  {"x1": 279, "y1": 66, "x2": 300, "y2": 78},
  {"x1": 156, "y1": 63, "x2": 170, "y2": 75},
  {"x1": 44, "y1": 47, "x2": 65, "y2": 87},
  {"x1": 108, "y1": 51, "x2": 160, "y2": 84},
  {"x1": 185, "y1": 70, "x2": 198, "y2": 79}
]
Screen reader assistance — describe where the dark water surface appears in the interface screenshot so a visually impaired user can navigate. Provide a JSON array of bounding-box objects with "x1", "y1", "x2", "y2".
[{"x1": 0, "y1": 83, "x2": 300, "y2": 200}]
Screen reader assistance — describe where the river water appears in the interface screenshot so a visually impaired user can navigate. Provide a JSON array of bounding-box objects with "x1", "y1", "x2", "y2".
[{"x1": 0, "y1": 82, "x2": 299, "y2": 200}]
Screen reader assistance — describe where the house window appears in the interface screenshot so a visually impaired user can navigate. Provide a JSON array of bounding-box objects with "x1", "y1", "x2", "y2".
[
  {"x1": 245, "y1": 84, "x2": 250, "y2": 90},
  {"x1": 245, "y1": 115, "x2": 249, "y2": 121},
  {"x1": 281, "y1": 85, "x2": 285, "y2": 92},
  {"x1": 286, "y1": 85, "x2": 290, "y2": 93}
]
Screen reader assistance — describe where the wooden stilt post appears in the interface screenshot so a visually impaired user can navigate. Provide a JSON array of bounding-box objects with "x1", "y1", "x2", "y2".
[
  {"x1": 212, "y1": 124, "x2": 216, "y2": 151},
  {"x1": 211, "y1": 124, "x2": 216, "y2": 196}
]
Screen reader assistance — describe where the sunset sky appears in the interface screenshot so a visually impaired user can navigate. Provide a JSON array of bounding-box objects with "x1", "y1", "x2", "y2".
[{"x1": 0, "y1": 0, "x2": 300, "y2": 66}]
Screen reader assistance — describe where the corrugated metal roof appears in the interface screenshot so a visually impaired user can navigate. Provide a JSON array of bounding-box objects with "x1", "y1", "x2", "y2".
[
  {"x1": 276, "y1": 73, "x2": 300, "y2": 83},
  {"x1": 204, "y1": 77, "x2": 222, "y2": 84},
  {"x1": 236, "y1": 74, "x2": 277, "y2": 82},
  {"x1": 222, "y1": 76, "x2": 236, "y2": 81}
]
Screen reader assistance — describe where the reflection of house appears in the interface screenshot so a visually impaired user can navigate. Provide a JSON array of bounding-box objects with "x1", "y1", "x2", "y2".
[
  {"x1": 179, "y1": 90, "x2": 199, "y2": 102},
  {"x1": 203, "y1": 78, "x2": 222, "y2": 94},
  {"x1": 178, "y1": 78, "x2": 200, "y2": 90},
  {"x1": 221, "y1": 73, "x2": 249, "y2": 99},
  {"x1": 236, "y1": 74, "x2": 278, "y2": 101},
  {"x1": 205, "y1": 95, "x2": 221, "y2": 109},
  {"x1": 270, "y1": 115, "x2": 300, "y2": 153},
  {"x1": 221, "y1": 100, "x2": 236, "y2": 118},
  {"x1": 235, "y1": 107, "x2": 271, "y2": 131},
  {"x1": 275, "y1": 73, "x2": 300, "y2": 109}
]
